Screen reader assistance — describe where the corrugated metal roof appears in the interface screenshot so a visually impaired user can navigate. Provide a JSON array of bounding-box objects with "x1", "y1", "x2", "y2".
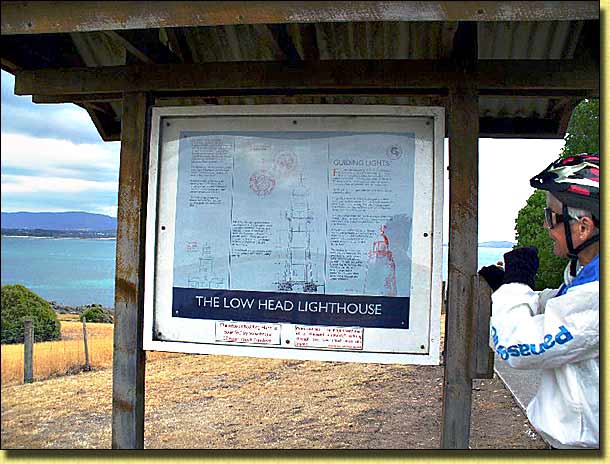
[{"x1": 68, "y1": 20, "x2": 586, "y2": 64}]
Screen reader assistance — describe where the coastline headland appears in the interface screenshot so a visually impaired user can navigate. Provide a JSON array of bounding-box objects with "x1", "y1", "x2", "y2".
[{"x1": 1, "y1": 228, "x2": 116, "y2": 239}]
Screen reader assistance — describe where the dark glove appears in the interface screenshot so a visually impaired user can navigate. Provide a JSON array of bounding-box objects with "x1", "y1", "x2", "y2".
[
  {"x1": 478, "y1": 265, "x2": 505, "y2": 292},
  {"x1": 502, "y1": 247, "x2": 539, "y2": 288}
]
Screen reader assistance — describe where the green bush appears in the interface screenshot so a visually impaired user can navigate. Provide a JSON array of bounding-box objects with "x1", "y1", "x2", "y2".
[
  {"x1": 1, "y1": 284, "x2": 61, "y2": 344},
  {"x1": 80, "y1": 305, "x2": 113, "y2": 323}
]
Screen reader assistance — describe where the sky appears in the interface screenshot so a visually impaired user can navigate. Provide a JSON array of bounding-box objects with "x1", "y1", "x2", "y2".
[{"x1": 1, "y1": 69, "x2": 564, "y2": 243}]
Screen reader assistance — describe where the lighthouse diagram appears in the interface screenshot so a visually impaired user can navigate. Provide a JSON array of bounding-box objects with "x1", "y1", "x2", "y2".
[
  {"x1": 276, "y1": 174, "x2": 322, "y2": 293},
  {"x1": 363, "y1": 224, "x2": 397, "y2": 296},
  {"x1": 187, "y1": 243, "x2": 224, "y2": 289}
]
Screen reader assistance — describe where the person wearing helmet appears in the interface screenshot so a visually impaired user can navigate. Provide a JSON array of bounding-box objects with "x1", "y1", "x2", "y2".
[{"x1": 479, "y1": 153, "x2": 599, "y2": 449}]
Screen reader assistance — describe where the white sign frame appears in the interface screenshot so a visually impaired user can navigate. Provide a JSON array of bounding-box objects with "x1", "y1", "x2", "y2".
[{"x1": 144, "y1": 105, "x2": 444, "y2": 365}]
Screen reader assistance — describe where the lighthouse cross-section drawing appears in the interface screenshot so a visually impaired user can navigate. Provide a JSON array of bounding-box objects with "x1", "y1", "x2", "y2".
[{"x1": 276, "y1": 174, "x2": 322, "y2": 293}]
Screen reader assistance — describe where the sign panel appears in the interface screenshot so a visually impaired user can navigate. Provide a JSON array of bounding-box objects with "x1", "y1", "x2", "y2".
[{"x1": 144, "y1": 105, "x2": 444, "y2": 364}]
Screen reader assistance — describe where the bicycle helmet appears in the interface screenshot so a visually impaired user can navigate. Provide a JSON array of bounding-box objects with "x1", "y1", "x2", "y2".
[{"x1": 530, "y1": 153, "x2": 600, "y2": 275}]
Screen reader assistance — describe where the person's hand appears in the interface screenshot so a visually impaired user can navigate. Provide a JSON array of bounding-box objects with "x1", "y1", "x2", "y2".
[
  {"x1": 502, "y1": 247, "x2": 539, "y2": 289},
  {"x1": 478, "y1": 265, "x2": 505, "y2": 292}
]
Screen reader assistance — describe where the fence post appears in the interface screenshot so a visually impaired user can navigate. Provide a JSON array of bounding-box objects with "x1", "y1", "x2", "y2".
[
  {"x1": 23, "y1": 318, "x2": 34, "y2": 383},
  {"x1": 82, "y1": 316, "x2": 91, "y2": 371}
]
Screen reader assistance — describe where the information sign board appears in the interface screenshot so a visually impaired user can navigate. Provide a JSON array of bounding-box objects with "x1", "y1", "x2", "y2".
[{"x1": 144, "y1": 105, "x2": 444, "y2": 364}]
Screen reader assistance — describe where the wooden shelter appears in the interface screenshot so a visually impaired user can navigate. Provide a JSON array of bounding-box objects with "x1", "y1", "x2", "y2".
[{"x1": 1, "y1": 1, "x2": 599, "y2": 449}]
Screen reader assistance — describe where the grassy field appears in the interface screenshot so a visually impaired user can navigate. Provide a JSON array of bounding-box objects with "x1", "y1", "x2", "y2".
[
  {"x1": 1, "y1": 319, "x2": 114, "y2": 385},
  {"x1": 1, "y1": 317, "x2": 178, "y2": 386}
]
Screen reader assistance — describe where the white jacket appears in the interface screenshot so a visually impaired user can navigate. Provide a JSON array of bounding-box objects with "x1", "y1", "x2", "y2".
[{"x1": 489, "y1": 255, "x2": 599, "y2": 449}]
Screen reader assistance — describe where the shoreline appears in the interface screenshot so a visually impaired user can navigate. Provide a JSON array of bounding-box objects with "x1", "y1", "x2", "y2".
[{"x1": 2, "y1": 234, "x2": 116, "y2": 241}]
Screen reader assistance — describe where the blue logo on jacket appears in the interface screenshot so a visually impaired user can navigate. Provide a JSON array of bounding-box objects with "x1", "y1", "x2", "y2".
[{"x1": 492, "y1": 325, "x2": 574, "y2": 360}]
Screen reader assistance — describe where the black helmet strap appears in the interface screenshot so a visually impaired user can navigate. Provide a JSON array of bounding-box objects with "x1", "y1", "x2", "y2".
[{"x1": 562, "y1": 204, "x2": 600, "y2": 276}]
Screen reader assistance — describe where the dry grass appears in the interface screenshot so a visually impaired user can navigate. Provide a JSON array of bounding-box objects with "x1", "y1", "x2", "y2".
[
  {"x1": 0, "y1": 353, "x2": 547, "y2": 449},
  {"x1": 0, "y1": 312, "x2": 547, "y2": 449},
  {"x1": 1, "y1": 321, "x2": 113, "y2": 385},
  {"x1": 1, "y1": 321, "x2": 179, "y2": 386}
]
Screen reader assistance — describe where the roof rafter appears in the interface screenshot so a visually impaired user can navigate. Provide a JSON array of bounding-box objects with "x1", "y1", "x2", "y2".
[{"x1": 14, "y1": 59, "x2": 599, "y2": 97}]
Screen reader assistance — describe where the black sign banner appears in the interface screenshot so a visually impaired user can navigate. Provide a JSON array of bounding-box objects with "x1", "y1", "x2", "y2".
[{"x1": 172, "y1": 287, "x2": 409, "y2": 329}]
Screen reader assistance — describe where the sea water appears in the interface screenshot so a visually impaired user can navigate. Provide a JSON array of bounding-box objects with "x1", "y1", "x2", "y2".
[
  {"x1": 1, "y1": 236, "x2": 511, "y2": 307},
  {"x1": 1, "y1": 236, "x2": 116, "y2": 307}
]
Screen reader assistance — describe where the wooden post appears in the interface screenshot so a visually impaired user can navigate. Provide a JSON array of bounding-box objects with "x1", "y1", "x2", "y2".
[
  {"x1": 82, "y1": 316, "x2": 90, "y2": 371},
  {"x1": 23, "y1": 318, "x2": 34, "y2": 383},
  {"x1": 111, "y1": 92, "x2": 151, "y2": 449},
  {"x1": 471, "y1": 276, "x2": 495, "y2": 379},
  {"x1": 441, "y1": 84, "x2": 479, "y2": 449}
]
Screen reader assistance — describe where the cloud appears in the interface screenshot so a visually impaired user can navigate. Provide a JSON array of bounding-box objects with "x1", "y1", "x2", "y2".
[
  {"x1": 1, "y1": 70, "x2": 104, "y2": 145},
  {"x1": 1, "y1": 133, "x2": 120, "y2": 182},
  {"x1": 1, "y1": 174, "x2": 116, "y2": 193},
  {"x1": 441, "y1": 138, "x2": 564, "y2": 243},
  {"x1": 0, "y1": 87, "x2": 121, "y2": 215}
]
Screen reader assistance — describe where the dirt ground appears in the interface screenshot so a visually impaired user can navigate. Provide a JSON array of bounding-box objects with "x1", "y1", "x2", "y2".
[{"x1": 1, "y1": 353, "x2": 548, "y2": 449}]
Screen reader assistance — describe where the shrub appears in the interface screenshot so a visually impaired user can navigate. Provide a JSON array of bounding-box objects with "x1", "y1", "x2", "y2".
[
  {"x1": 1, "y1": 284, "x2": 61, "y2": 344},
  {"x1": 80, "y1": 305, "x2": 113, "y2": 323}
]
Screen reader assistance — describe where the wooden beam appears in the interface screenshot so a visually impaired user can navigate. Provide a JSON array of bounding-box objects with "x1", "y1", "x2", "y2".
[
  {"x1": 267, "y1": 24, "x2": 301, "y2": 61},
  {"x1": 104, "y1": 31, "x2": 154, "y2": 64},
  {"x1": 76, "y1": 101, "x2": 112, "y2": 115},
  {"x1": 32, "y1": 93, "x2": 122, "y2": 104},
  {"x1": 479, "y1": 116, "x2": 560, "y2": 138},
  {"x1": 162, "y1": 27, "x2": 193, "y2": 63},
  {"x1": 13, "y1": 59, "x2": 599, "y2": 97},
  {"x1": 298, "y1": 23, "x2": 320, "y2": 61},
  {"x1": 1, "y1": 56, "x2": 19, "y2": 73},
  {"x1": 153, "y1": 94, "x2": 448, "y2": 107},
  {"x1": 556, "y1": 98, "x2": 582, "y2": 135},
  {"x1": 441, "y1": 84, "x2": 479, "y2": 449},
  {"x1": 441, "y1": 20, "x2": 479, "y2": 448},
  {"x1": 1, "y1": 2, "x2": 599, "y2": 35},
  {"x1": 111, "y1": 92, "x2": 151, "y2": 449}
]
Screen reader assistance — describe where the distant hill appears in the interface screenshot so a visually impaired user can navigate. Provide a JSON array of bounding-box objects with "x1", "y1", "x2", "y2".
[
  {"x1": 478, "y1": 241, "x2": 515, "y2": 248},
  {"x1": 443, "y1": 241, "x2": 515, "y2": 248},
  {"x1": 1, "y1": 212, "x2": 116, "y2": 231}
]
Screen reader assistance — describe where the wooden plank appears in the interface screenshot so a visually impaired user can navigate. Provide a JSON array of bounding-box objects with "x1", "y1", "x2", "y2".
[
  {"x1": 297, "y1": 23, "x2": 320, "y2": 61},
  {"x1": 13, "y1": 59, "x2": 599, "y2": 97},
  {"x1": 1, "y1": 2, "x2": 599, "y2": 35},
  {"x1": 153, "y1": 94, "x2": 448, "y2": 107},
  {"x1": 267, "y1": 24, "x2": 301, "y2": 61},
  {"x1": 479, "y1": 116, "x2": 560, "y2": 138},
  {"x1": 111, "y1": 92, "x2": 151, "y2": 449},
  {"x1": 104, "y1": 31, "x2": 154, "y2": 64},
  {"x1": 1, "y1": 57, "x2": 19, "y2": 73},
  {"x1": 441, "y1": 85, "x2": 479, "y2": 449},
  {"x1": 162, "y1": 27, "x2": 193, "y2": 63},
  {"x1": 32, "y1": 93, "x2": 122, "y2": 103},
  {"x1": 81, "y1": 106, "x2": 121, "y2": 142}
]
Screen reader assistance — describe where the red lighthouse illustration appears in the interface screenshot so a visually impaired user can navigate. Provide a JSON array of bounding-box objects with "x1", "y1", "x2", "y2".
[{"x1": 363, "y1": 224, "x2": 397, "y2": 296}]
